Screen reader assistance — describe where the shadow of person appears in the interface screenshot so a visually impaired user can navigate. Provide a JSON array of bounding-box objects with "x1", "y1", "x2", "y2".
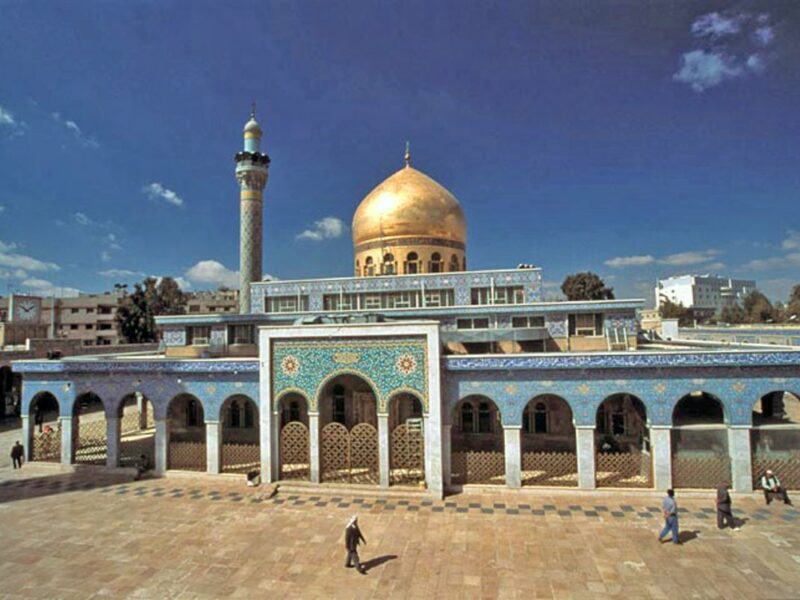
[
  {"x1": 733, "y1": 516, "x2": 749, "y2": 529},
  {"x1": 678, "y1": 530, "x2": 700, "y2": 544},
  {"x1": 361, "y1": 554, "x2": 398, "y2": 573}
]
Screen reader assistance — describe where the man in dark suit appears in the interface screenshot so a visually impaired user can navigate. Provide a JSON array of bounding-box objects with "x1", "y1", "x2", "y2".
[
  {"x1": 10, "y1": 441, "x2": 24, "y2": 469},
  {"x1": 344, "y1": 515, "x2": 367, "y2": 574},
  {"x1": 716, "y1": 484, "x2": 738, "y2": 530}
]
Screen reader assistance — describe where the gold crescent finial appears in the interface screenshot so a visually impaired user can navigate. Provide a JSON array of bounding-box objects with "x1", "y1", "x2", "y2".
[{"x1": 404, "y1": 141, "x2": 411, "y2": 167}]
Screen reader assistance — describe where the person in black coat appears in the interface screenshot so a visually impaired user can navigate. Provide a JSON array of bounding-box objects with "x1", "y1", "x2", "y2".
[
  {"x1": 716, "y1": 484, "x2": 738, "y2": 530},
  {"x1": 10, "y1": 441, "x2": 24, "y2": 469},
  {"x1": 344, "y1": 515, "x2": 367, "y2": 574}
]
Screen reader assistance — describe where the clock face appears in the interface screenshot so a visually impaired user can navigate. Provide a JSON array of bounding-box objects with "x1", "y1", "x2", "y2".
[{"x1": 17, "y1": 300, "x2": 39, "y2": 322}]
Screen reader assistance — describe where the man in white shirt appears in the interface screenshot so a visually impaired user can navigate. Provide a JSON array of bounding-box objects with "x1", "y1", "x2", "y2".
[{"x1": 760, "y1": 470, "x2": 792, "y2": 506}]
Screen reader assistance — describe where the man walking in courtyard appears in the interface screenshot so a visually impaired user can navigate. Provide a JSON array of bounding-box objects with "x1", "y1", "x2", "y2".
[
  {"x1": 658, "y1": 489, "x2": 679, "y2": 544},
  {"x1": 344, "y1": 515, "x2": 367, "y2": 574},
  {"x1": 10, "y1": 441, "x2": 24, "y2": 469},
  {"x1": 760, "y1": 469, "x2": 792, "y2": 505},
  {"x1": 716, "y1": 484, "x2": 739, "y2": 530}
]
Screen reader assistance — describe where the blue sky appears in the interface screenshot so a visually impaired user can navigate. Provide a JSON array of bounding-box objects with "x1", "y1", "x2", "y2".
[{"x1": 1, "y1": 1, "x2": 798, "y2": 306}]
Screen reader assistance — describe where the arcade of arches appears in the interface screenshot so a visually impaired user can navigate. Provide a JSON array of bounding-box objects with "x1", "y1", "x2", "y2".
[{"x1": 19, "y1": 385, "x2": 800, "y2": 494}]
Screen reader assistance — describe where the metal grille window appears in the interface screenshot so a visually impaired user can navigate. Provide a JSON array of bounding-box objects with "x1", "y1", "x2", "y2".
[
  {"x1": 188, "y1": 326, "x2": 211, "y2": 345},
  {"x1": 228, "y1": 324, "x2": 255, "y2": 344},
  {"x1": 265, "y1": 295, "x2": 309, "y2": 313},
  {"x1": 511, "y1": 316, "x2": 545, "y2": 328},
  {"x1": 568, "y1": 313, "x2": 604, "y2": 336}
]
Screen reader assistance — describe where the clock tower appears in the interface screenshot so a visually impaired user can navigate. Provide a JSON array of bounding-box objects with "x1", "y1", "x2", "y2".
[{"x1": 8, "y1": 294, "x2": 42, "y2": 324}]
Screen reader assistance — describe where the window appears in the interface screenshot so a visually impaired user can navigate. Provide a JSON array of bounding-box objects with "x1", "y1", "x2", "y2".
[
  {"x1": 404, "y1": 252, "x2": 419, "y2": 274},
  {"x1": 511, "y1": 316, "x2": 545, "y2": 328},
  {"x1": 265, "y1": 295, "x2": 309, "y2": 313},
  {"x1": 189, "y1": 305, "x2": 201, "y2": 313},
  {"x1": 534, "y1": 402, "x2": 548, "y2": 433},
  {"x1": 429, "y1": 252, "x2": 442, "y2": 273},
  {"x1": 323, "y1": 294, "x2": 357, "y2": 311},
  {"x1": 186, "y1": 399, "x2": 200, "y2": 427},
  {"x1": 478, "y1": 402, "x2": 492, "y2": 433},
  {"x1": 365, "y1": 257, "x2": 375, "y2": 276},
  {"x1": 70, "y1": 324, "x2": 79, "y2": 330},
  {"x1": 333, "y1": 385, "x2": 346, "y2": 424},
  {"x1": 382, "y1": 253, "x2": 396, "y2": 275},
  {"x1": 449, "y1": 254, "x2": 459, "y2": 272},
  {"x1": 71, "y1": 308, "x2": 79, "y2": 314},
  {"x1": 471, "y1": 286, "x2": 525, "y2": 306},
  {"x1": 98, "y1": 324, "x2": 112, "y2": 330},
  {"x1": 188, "y1": 326, "x2": 211, "y2": 345},
  {"x1": 85, "y1": 324, "x2": 94, "y2": 330},
  {"x1": 423, "y1": 289, "x2": 454, "y2": 307},
  {"x1": 457, "y1": 317, "x2": 490, "y2": 330},
  {"x1": 99, "y1": 307, "x2": 113, "y2": 315},
  {"x1": 86, "y1": 308, "x2": 95, "y2": 314},
  {"x1": 461, "y1": 403, "x2": 474, "y2": 433},
  {"x1": 228, "y1": 324, "x2": 255, "y2": 344},
  {"x1": 228, "y1": 401, "x2": 241, "y2": 428},
  {"x1": 568, "y1": 313, "x2": 604, "y2": 336},
  {"x1": 363, "y1": 293, "x2": 382, "y2": 309}
]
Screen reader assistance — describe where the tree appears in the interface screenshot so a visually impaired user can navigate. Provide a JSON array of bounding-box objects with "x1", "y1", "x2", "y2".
[
  {"x1": 720, "y1": 304, "x2": 746, "y2": 325},
  {"x1": 658, "y1": 297, "x2": 694, "y2": 327},
  {"x1": 116, "y1": 277, "x2": 187, "y2": 343},
  {"x1": 743, "y1": 291, "x2": 775, "y2": 323},
  {"x1": 561, "y1": 272, "x2": 615, "y2": 301}
]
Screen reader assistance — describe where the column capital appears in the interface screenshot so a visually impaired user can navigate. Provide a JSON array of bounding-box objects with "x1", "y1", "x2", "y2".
[
  {"x1": 649, "y1": 424, "x2": 673, "y2": 430},
  {"x1": 502, "y1": 424, "x2": 522, "y2": 431},
  {"x1": 575, "y1": 424, "x2": 595, "y2": 431}
]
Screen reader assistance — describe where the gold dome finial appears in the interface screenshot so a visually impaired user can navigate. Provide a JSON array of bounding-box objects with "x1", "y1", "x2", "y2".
[{"x1": 404, "y1": 141, "x2": 411, "y2": 167}]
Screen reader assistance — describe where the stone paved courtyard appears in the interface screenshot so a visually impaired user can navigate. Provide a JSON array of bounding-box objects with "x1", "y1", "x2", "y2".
[{"x1": 1, "y1": 466, "x2": 799, "y2": 599}]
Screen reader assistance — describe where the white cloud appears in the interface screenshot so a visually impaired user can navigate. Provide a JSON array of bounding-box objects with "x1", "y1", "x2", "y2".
[
  {"x1": 754, "y1": 26, "x2": 774, "y2": 46},
  {"x1": 0, "y1": 104, "x2": 27, "y2": 138},
  {"x1": 105, "y1": 233, "x2": 122, "y2": 250},
  {"x1": 691, "y1": 12, "x2": 746, "y2": 38},
  {"x1": 173, "y1": 276, "x2": 192, "y2": 291},
  {"x1": 781, "y1": 230, "x2": 800, "y2": 251},
  {"x1": 74, "y1": 212, "x2": 90, "y2": 226},
  {"x1": 21, "y1": 278, "x2": 81, "y2": 297},
  {"x1": 673, "y1": 50, "x2": 743, "y2": 92},
  {"x1": 704, "y1": 262, "x2": 726, "y2": 272},
  {"x1": 746, "y1": 54, "x2": 766, "y2": 73},
  {"x1": 296, "y1": 217, "x2": 345, "y2": 241},
  {"x1": 0, "y1": 205, "x2": 5, "y2": 213},
  {"x1": 743, "y1": 253, "x2": 800, "y2": 271},
  {"x1": 100, "y1": 250, "x2": 112, "y2": 262},
  {"x1": 604, "y1": 255, "x2": 655, "y2": 268},
  {"x1": 0, "y1": 105, "x2": 15, "y2": 127},
  {"x1": 659, "y1": 249, "x2": 721, "y2": 266},
  {"x1": 185, "y1": 260, "x2": 240, "y2": 288},
  {"x1": 51, "y1": 112, "x2": 99, "y2": 148},
  {"x1": 143, "y1": 182, "x2": 185, "y2": 207},
  {"x1": 98, "y1": 269, "x2": 145, "y2": 278},
  {"x1": 0, "y1": 240, "x2": 60, "y2": 272}
]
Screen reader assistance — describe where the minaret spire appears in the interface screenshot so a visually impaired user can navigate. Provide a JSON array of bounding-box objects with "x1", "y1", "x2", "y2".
[{"x1": 404, "y1": 141, "x2": 411, "y2": 167}]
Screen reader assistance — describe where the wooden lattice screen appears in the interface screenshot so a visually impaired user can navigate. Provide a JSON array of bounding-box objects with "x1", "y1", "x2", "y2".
[
  {"x1": 74, "y1": 418, "x2": 107, "y2": 465},
  {"x1": 280, "y1": 421, "x2": 309, "y2": 480},
  {"x1": 521, "y1": 451, "x2": 578, "y2": 487},
  {"x1": 168, "y1": 441, "x2": 206, "y2": 471},
  {"x1": 451, "y1": 451, "x2": 505, "y2": 485},
  {"x1": 596, "y1": 451, "x2": 652, "y2": 488},
  {"x1": 672, "y1": 455, "x2": 731, "y2": 489},
  {"x1": 390, "y1": 423, "x2": 425, "y2": 486}
]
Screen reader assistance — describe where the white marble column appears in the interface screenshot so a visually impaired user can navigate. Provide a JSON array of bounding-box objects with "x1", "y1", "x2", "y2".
[
  {"x1": 442, "y1": 424, "x2": 452, "y2": 487},
  {"x1": 378, "y1": 414, "x2": 390, "y2": 488},
  {"x1": 728, "y1": 426, "x2": 753, "y2": 493},
  {"x1": 21, "y1": 414, "x2": 32, "y2": 461},
  {"x1": 650, "y1": 426, "x2": 672, "y2": 491},
  {"x1": 154, "y1": 418, "x2": 168, "y2": 475},
  {"x1": 309, "y1": 412, "x2": 321, "y2": 483},
  {"x1": 259, "y1": 407, "x2": 271, "y2": 482},
  {"x1": 106, "y1": 416, "x2": 120, "y2": 468},
  {"x1": 503, "y1": 425, "x2": 522, "y2": 488},
  {"x1": 576, "y1": 426, "x2": 596, "y2": 490},
  {"x1": 60, "y1": 416, "x2": 73, "y2": 465},
  {"x1": 270, "y1": 411, "x2": 280, "y2": 481},
  {"x1": 205, "y1": 421, "x2": 221, "y2": 474}
]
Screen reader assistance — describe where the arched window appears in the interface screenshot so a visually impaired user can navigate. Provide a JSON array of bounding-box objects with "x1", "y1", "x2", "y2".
[
  {"x1": 478, "y1": 402, "x2": 492, "y2": 433},
  {"x1": 333, "y1": 384, "x2": 346, "y2": 424},
  {"x1": 365, "y1": 256, "x2": 375, "y2": 276},
  {"x1": 405, "y1": 252, "x2": 419, "y2": 274},
  {"x1": 383, "y1": 253, "x2": 396, "y2": 275},
  {"x1": 461, "y1": 402, "x2": 474, "y2": 433},
  {"x1": 449, "y1": 254, "x2": 459, "y2": 272},
  {"x1": 534, "y1": 402, "x2": 548, "y2": 433},
  {"x1": 429, "y1": 252, "x2": 442, "y2": 273}
]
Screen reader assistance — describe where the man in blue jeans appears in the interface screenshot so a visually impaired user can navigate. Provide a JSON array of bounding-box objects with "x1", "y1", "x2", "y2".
[{"x1": 658, "y1": 489, "x2": 680, "y2": 544}]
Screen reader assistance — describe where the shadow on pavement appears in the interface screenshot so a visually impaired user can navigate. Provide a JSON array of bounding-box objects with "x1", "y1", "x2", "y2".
[
  {"x1": 0, "y1": 468, "x2": 133, "y2": 505},
  {"x1": 362, "y1": 554, "x2": 398, "y2": 572}
]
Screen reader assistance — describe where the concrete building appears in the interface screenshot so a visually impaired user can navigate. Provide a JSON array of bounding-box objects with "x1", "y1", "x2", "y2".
[
  {"x1": 12, "y1": 112, "x2": 800, "y2": 498},
  {"x1": 655, "y1": 275, "x2": 757, "y2": 317},
  {"x1": 186, "y1": 290, "x2": 239, "y2": 315}
]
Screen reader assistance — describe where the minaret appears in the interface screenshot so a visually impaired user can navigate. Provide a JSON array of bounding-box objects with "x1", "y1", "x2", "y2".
[{"x1": 234, "y1": 106, "x2": 270, "y2": 313}]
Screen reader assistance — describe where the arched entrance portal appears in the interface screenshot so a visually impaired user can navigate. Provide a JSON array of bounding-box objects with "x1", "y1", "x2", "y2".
[
  {"x1": 752, "y1": 391, "x2": 800, "y2": 490},
  {"x1": 278, "y1": 393, "x2": 309, "y2": 480},
  {"x1": 671, "y1": 392, "x2": 730, "y2": 489},
  {"x1": 118, "y1": 393, "x2": 155, "y2": 468},
  {"x1": 167, "y1": 394, "x2": 206, "y2": 471},
  {"x1": 220, "y1": 395, "x2": 260, "y2": 473},
  {"x1": 521, "y1": 395, "x2": 577, "y2": 487},
  {"x1": 388, "y1": 393, "x2": 424, "y2": 486},
  {"x1": 30, "y1": 392, "x2": 60, "y2": 462},
  {"x1": 73, "y1": 392, "x2": 107, "y2": 465},
  {"x1": 595, "y1": 394, "x2": 651, "y2": 488},
  {"x1": 319, "y1": 374, "x2": 379, "y2": 484},
  {"x1": 451, "y1": 396, "x2": 505, "y2": 485}
]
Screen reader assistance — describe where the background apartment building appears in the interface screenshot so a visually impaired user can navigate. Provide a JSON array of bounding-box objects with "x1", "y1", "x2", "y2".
[{"x1": 655, "y1": 275, "x2": 757, "y2": 317}]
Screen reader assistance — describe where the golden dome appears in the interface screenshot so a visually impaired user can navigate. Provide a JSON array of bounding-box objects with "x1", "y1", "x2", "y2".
[{"x1": 352, "y1": 165, "x2": 467, "y2": 248}]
